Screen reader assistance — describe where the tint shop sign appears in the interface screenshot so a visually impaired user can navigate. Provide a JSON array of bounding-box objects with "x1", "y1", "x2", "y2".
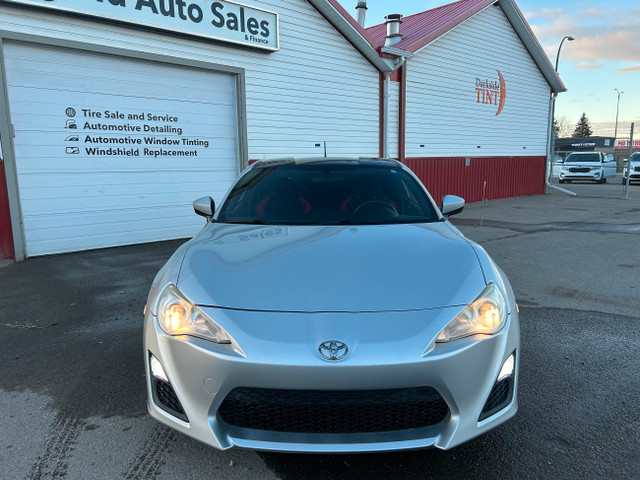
[{"x1": 2, "y1": 0, "x2": 279, "y2": 51}]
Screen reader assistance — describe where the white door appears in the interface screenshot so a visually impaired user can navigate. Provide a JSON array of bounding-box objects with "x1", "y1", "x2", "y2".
[{"x1": 3, "y1": 41, "x2": 239, "y2": 256}]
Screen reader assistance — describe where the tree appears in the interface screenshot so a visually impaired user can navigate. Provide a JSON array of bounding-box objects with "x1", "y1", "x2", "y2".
[
  {"x1": 555, "y1": 115, "x2": 572, "y2": 138},
  {"x1": 573, "y1": 113, "x2": 593, "y2": 137}
]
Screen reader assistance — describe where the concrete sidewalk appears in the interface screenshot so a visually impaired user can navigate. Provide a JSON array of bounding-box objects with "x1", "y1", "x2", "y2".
[{"x1": 450, "y1": 185, "x2": 640, "y2": 318}]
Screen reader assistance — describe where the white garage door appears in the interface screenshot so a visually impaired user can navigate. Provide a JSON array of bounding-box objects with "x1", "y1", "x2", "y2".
[{"x1": 3, "y1": 41, "x2": 239, "y2": 256}]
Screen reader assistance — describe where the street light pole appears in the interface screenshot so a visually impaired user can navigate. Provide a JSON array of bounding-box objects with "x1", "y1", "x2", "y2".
[
  {"x1": 614, "y1": 88, "x2": 623, "y2": 140},
  {"x1": 555, "y1": 36, "x2": 574, "y2": 72},
  {"x1": 547, "y1": 36, "x2": 574, "y2": 191}
]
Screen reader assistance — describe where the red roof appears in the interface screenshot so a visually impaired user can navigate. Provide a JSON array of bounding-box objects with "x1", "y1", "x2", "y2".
[{"x1": 365, "y1": 0, "x2": 495, "y2": 52}]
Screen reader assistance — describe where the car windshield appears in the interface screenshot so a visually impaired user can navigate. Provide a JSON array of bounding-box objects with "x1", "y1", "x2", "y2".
[
  {"x1": 217, "y1": 161, "x2": 439, "y2": 225},
  {"x1": 565, "y1": 153, "x2": 600, "y2": 163},
  {"x1": 631, "y1": 154, "x2": 640, "y2": 162}
]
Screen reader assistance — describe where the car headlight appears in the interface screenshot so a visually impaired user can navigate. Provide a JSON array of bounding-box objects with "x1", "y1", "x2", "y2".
[
  {"x1": 436, "y1": 283, "x2": 508, "y2": 342},
  {"x1": 156, "y1": 284, "x2": 231, "y2": 344}
]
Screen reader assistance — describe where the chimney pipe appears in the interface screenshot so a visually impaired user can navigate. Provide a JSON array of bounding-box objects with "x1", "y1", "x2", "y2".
[
  {"x1": 385, "y1": 14, "x2": 403, "y2": 46},
  {"x1": 355, "y1": 1, "x2": 367, "y2": 27}
]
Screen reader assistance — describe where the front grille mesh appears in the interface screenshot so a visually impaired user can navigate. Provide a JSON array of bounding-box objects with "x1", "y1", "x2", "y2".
[
  {"x1": 219, "y1": 386, "x2": 449, "y2": 434},
  {"x1": 479, "y1": 377, "x2": 513, "y2": 421},
  {"x1": 154, "y1": 379, "x2": 188, "y2": 422}
]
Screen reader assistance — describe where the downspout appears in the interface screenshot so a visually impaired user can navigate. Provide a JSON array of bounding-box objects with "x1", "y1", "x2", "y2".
[
  {"x1": 380, "y1": 46, "x2": 413, "y2": 160},
  {"x1": 545, "y1": 92, "x2": 576, "y2": 196},
  {"x1": 382, "y1": 71, "x2": 390, "y2": 158},
  {"x1": 399, "y1": 61, "x2": 406, "y2": 163},
  {"x1": 379, "y1": 14, "x2": 406, "y2": 159}
]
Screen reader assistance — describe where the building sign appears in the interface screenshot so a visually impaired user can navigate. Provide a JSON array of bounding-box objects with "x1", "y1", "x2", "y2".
[
  {"x1": 614, "y1": 140, "x2": 640, "y2": 150},
  {"x1": 571, "y1": 142, "x2": 596, "y2": 148},
  {"x1": 61, "y1": 105, "x2": 213, "y2": 158},
  {"x1": 1, "y1": 0, "x2": 279, "y2": 51},
  {"x1": 475, "y1": 70, "x2": 506, "y2": 116}
]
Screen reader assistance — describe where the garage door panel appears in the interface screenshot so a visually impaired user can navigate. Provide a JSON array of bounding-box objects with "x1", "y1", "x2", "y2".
[
  {"x1": 26, "y1": 210, "x2": 202, "y2": 238},
  {"x1": 27, "y1": 223, "x2": 200, "y2": 257},
  {"x1": 17, "y1": 171, "x2": 236, "y2": 190},
  {"x1": 4, "y1": 41, "x2": 239, "y2": 256},
  {"x1": 20, "y1": 182, "x2": 236, "y2": 213},
  {"x1": 6, "y1": 47, "x2": 236, "y2": 102},
  {"x1": 8, "y1": 99, "x2": 237, "y2": 130},
  {"x1": 8, "y1": 90, "x2": 236, "y2": 117},
  {"x1": 23, "y1": 174, "x2": 234, "y2": 207},
  {"x1": 13, "y1": 138, "x2": 238, "y2": 165}
]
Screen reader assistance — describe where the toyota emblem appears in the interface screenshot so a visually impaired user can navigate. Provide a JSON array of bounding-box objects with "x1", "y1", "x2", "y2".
[{"x1": 318, "y1": 340, "x2": 349, "y2": 361}]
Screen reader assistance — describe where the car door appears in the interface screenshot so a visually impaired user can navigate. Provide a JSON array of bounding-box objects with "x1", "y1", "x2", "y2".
[{"x1": 603, "y1": 153, "x2": 617, "y2": 178}]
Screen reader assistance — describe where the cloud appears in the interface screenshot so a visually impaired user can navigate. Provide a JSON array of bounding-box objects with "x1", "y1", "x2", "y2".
[
  {"x1": 575, "y1": 63, "x2": 601, "y2": 70},
  {"x1": 527, "y1": 7, "x2": 640, "y2": 66},
  {"x1": 615, "y1": 65, "x2": 640, "y2": 74}
]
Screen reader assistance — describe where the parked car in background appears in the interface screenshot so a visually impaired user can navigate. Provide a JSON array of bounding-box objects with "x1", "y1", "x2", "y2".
[
  {"x1": 143, "y1": 158, "x2": 520, "y2": 453},
  {"x1": 622, "y1": 153, "x2": 640, "y2": 184},
  {"x1": 559, "y1": 152, "x2": 616, "y2": 184},
  {"x1": 551, "y1": 154, "x2": 564, "y2": 179}
]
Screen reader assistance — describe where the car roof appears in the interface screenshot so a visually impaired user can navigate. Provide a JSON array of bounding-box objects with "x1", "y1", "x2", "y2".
[{"x1": 252, "y1": 157, "x2": 402, "y2": 168}]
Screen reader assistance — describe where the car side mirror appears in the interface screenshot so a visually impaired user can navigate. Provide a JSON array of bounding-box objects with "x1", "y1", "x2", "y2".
[
  {"x1": 440, "y1": 195, "x2": 465, "y2": 217},
  {"x1": 193, "y1": 196, "x2": 215, "y2": 222}
]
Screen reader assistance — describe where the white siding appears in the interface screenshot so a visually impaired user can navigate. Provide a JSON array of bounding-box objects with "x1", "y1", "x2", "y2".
[
  {"x1": 388, "y1": 81, "x2": 400, "y2": 159},
  {"x1": 0, "y1": 1, "x2": 381, "y2": 160},
  {"x1": 405, "y1": 5, "x2": 551, "y2": 158}
]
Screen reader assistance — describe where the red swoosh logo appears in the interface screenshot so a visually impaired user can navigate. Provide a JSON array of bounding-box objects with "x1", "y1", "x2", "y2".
[{"x1": 496, "y1": 70, "x2": 506, "y2": 116}]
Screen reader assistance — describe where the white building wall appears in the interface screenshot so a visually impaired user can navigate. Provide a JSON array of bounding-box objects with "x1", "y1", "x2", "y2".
[
  {"x1": 0, "y1": 1, "x2": 381, "y2": 160},
  {"x1": 405, "y1": 5, "x2": 551, "y2": 158},
  {"x1": 388, "y1": 81, "x2": 400, "y2": 159}
]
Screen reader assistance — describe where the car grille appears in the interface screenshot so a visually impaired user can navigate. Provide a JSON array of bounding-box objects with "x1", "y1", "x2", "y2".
[
  {"x1": 218, "y1": 386, "x2": 449, "y2": 434},
  {"x1": 153, "y1": 379, "x2": 188, "y2": 422},
  {"x1": 634, "y1": 166, "x2": 640, "y2": 172},
  {"x1": 478, "y1": 377, "x2": 513, "y2": 421},
  {"x1": 569, "y1": 167, "x2": 590, "y2": 173}
]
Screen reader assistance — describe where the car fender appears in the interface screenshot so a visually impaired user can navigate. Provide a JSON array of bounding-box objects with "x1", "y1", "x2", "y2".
[
  {"x1": 468, "y1": 243, "x2": 517, "y2": 314},
  {"x1": 146, "y1": 240, "x2": 194, "y2": 315}
]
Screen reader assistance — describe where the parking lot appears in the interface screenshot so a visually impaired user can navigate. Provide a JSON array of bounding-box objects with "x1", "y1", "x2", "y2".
[
  {"x1": 549, "y1": 171, "x2": 637, "y2": 199},
  {"x1": 1, "y1": 179, "x2": 639, "y2": 480}
]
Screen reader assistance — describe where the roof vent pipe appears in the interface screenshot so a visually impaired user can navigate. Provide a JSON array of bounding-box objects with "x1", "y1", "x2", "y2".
[
  {"x1": 355, "y1": 1, "x2": 367, "y2": 27},
  {"x1": 384, "y1": 14, "x2": 403, "y2": 46}
]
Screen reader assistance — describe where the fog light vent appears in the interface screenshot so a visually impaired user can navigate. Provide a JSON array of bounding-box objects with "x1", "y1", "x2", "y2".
[
  {"x1": 479, "y1": 352, "x2": 515, "y2": 421},
  {"x1": 153, "y1": 379, "x2": 189, "y2": 423},
  {"x1": 149, "y1": 353, "x2": 188, "y2": 422}
]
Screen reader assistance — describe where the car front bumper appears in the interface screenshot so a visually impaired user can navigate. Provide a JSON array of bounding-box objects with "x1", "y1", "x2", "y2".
[
  {"x1": 559, "y1": 169, "x2": 603, "y2": 181},
  {"x1": 144, "y1": 305, "x2": 520, "y2": 453}
]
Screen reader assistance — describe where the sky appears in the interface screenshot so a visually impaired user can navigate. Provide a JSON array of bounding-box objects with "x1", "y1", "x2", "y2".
[{"x1": 337, "y1": 0, "x2": 640, "y2": 139}]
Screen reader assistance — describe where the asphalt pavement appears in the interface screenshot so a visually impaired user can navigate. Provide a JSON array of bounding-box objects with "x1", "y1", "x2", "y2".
[{"x1": 1, "y1": 177, "x2": 638, "y2": 479}]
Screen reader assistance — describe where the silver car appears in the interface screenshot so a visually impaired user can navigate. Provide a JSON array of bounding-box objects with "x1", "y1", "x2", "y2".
[
  {"x1": 623, "y1": 153, "x2": 640, "y2": 184},
  {"x1": 144, "y1": 158, "x2": 520, "y2": 453}
]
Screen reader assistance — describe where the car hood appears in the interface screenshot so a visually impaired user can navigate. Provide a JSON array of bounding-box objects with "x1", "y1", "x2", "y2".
[{"x1": 177, "y1": 223, "x2": 485, "y2": 312}]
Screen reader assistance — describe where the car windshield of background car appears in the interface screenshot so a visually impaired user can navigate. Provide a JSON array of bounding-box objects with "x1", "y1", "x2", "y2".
[
  {"x1": 565, "y1": 153, "x2": 600, "y2": 163},
  {"x1": 217, "y1": 163, "x2": 439, "y2": 225}
]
